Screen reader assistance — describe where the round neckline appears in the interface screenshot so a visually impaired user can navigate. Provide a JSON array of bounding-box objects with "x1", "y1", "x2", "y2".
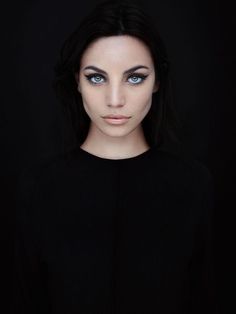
[{"x1": 77, "y1": 145, "x2": 157, "y2": 162}]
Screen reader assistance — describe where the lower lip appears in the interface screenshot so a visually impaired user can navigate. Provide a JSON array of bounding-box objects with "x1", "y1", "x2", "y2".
[{"x1": 103, "y1": 117, "x2": 130, "y2": 125}]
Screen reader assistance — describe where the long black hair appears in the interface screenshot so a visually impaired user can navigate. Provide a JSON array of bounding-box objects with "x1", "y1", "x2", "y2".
[{"x1": 53, "y1": 0, "x2": 183, "y2": 152}]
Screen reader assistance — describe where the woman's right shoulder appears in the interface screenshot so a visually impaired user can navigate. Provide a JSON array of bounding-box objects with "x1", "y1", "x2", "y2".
[
  {"x1": 17, "y1": 152, "x2": 62, "y2": 190},
  {"x1": 15, "y1": 146, "x2": 82, "y2": 226},
  {"x1": 16, "y1": 145, "x2": 79, "y2": 204}
]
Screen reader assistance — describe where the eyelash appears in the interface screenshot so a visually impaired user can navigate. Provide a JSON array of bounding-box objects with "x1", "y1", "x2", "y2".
[{"x1": 84, "y1": 73, "x2": 148, "y2": 85}]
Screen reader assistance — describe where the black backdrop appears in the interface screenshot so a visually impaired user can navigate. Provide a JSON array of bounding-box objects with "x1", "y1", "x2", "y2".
[{"x1": 1, "y1": 0, "x2": 235, "y2": 313}]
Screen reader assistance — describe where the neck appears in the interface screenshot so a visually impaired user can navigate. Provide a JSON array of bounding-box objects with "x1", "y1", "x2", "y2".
[{"x1": 80, "y1": 123, "x2": 150, "y2": 159}]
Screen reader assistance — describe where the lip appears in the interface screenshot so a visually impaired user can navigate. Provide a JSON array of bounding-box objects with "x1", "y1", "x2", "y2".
[
  {"x1": 102, "y1": 115, "x2": 131, "y2": 125},
  {"x1": 102, "y1": 114, "x2": 130, "y2": 119}
]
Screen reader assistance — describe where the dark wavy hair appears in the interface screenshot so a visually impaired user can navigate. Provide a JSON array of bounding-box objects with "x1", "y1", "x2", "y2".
[{"x1": 53, "y1": 0, "x2": 183, "y2": 152}]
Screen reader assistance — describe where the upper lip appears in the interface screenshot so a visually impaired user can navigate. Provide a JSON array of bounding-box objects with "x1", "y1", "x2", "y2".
[{"x1": 103, "y1": 114, "x2": 130, "y2": 119}]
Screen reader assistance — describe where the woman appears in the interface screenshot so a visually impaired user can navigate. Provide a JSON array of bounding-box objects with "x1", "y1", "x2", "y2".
[{"x1": 15, "y1": 1, "x2": 218, "y2": 313}]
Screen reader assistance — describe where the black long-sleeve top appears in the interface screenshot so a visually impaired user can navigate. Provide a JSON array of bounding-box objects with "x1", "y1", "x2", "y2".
[{"x1": 14, "y1": 144, "x2": 218, "y2": 313}]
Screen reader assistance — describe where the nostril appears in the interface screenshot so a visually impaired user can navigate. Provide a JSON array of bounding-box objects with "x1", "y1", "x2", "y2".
[{"x1": 107, "y1": 103, "x2": 124, "y2": 108}]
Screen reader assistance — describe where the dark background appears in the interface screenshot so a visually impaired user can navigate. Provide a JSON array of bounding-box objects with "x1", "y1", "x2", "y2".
[{"x1": 1, "y1": 0, "x2": 235, "y2": 313}]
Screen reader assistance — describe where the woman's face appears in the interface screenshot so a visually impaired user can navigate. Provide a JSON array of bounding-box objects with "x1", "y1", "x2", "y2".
[{"x1": 75, "y1": 35, "x2": 159, "y2": 139}]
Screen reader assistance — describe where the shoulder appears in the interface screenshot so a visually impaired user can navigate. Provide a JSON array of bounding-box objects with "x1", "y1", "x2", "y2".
[
  {"x1": 153, "y1": 145, "x2": 214, "y2": 205},
  {"x1": 153, "y1": 146, "x2": 215, "y2": 228},
  {"x1": 157, "y1": 145, "x2": 213, "y2": 183},
  {"x1": 16, "y1": 147, "x2": 79, "y2": 213},
  {"x1": 17, "y1": 145, "x2": 81, "y2": 191},
  {"x1": 15, "y1": 147, "x2": 85, "y2": 230},
  {"x1": 17, "y1": 151, "x2": 65, "y2": 195}
]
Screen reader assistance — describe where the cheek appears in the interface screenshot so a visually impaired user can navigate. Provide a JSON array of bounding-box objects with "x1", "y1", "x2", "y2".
[
  {"x1": 131, "y1": 87, "x2": 153, "y2": 112},
  {"x1": 80, "y1": 87, "x2": 103, "y2": 112}
]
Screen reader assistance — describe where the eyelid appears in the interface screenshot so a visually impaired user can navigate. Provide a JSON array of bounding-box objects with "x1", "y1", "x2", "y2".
[
  {"x1": 84, "y1": 72, "x2": 149, "y2": 85},
  {"x1": 84, "y1": 72, "x2": 148, "y2": 77},
  {"x1": 85, "y1": 72, "x2": 148, "y2": 79}
]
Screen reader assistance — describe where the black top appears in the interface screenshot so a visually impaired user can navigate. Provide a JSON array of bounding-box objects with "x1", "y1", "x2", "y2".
[{"x1": 14, "y1": 144, "x2": 218, "y2": 314}]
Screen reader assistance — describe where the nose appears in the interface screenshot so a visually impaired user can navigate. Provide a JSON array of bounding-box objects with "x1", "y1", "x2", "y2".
[{"x1": 106, "y1": 82, "x2": 125, "y2": 108}]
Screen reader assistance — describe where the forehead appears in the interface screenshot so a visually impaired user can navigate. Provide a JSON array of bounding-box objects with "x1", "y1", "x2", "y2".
[{"x1": 80, "y1": 35, "x2": 154, "y2": 69}]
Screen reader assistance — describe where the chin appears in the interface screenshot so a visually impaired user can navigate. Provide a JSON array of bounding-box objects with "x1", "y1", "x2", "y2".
[{"x1": 99, "y1": 125, "x2": 139, "y2": 138}]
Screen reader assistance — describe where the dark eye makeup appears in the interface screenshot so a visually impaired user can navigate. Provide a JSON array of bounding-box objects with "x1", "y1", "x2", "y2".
[{"x1": 84, "y1": 73, "x2": 149, "y2": 85}]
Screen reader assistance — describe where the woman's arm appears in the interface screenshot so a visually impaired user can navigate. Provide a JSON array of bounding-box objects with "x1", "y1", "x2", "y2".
[
  {"x1": 14, "y1": 167, "x2": 50, "y2": 314},
  {"x1": 188, "y1": 173, "x2": 219, "y2": 314}
]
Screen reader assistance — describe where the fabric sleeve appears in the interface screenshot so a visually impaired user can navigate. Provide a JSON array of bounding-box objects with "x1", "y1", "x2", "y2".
[
  {"x1": 14, "y1": 167, "x2": 50, "y2": 314},
  {"x1": 188, "y1": 171, "x2": 219, "y2": 314}
]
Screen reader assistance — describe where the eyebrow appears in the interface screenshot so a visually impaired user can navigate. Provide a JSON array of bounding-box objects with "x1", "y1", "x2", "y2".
[{"x1": 83, "y1": 65, "x2": 150, "y2": 75}]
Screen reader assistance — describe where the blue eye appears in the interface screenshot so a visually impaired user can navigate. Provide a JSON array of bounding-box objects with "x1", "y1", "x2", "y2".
[
  {"x1": 84, "y1": 73, "x2": 148, "y2": 85},
  {"x1": 128, "y1": 75, "x2": 147, "y2": 84},
  {"x1": 85, "y1": 74, "x2": 105, "y2": 84}
]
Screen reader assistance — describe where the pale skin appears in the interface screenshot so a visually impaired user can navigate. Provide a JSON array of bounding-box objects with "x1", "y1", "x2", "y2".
[{"x1": 75, "y1": 35, "x2": 159, "y2": 159}]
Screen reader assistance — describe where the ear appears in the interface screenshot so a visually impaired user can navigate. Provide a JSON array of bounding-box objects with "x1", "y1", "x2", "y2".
[
  {"x1": 75, "y1": 72, "x2": 81, "y2": 93},
  {"x1": 153, "y1": 80, "x2": 160, "y2": 93}
]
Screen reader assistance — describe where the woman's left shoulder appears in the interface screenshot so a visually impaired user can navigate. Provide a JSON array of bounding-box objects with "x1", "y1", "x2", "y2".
[{"x1": 155, "y1": 145, "x2": 214, "y2": 191}]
